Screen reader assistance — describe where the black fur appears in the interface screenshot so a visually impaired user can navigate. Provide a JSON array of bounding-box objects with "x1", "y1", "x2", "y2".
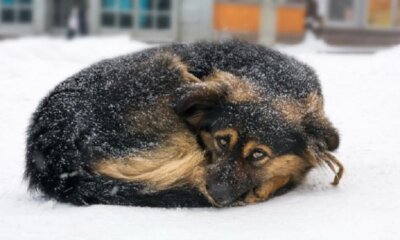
[{"x1": 25, "y1": 40, "x2": 322, "y2": 207}]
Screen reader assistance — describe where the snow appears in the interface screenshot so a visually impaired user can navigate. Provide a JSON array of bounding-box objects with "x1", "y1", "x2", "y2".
[{"x1": 1, "y1": 35, "x2": 399, "y2": 239}]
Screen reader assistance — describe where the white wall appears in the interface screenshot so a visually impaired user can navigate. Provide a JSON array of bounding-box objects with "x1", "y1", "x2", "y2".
[{"x1": 179, "y1": 0, "x2": 214, "y2": 42}]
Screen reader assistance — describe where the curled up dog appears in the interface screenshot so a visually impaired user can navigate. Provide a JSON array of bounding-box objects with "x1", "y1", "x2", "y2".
[{"x1": 25, "y1": 41, "x2": 344, "y2": 207}]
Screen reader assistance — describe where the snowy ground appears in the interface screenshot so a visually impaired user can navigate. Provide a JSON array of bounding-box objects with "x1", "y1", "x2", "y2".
[{"x1": 0, "y1": 35, "x2": 399, "y2": 240}]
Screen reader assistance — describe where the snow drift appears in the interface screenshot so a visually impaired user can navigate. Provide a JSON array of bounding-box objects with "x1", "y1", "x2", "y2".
[{"x1": 0, "y1": 36, "x2": 399, "y2": 240}]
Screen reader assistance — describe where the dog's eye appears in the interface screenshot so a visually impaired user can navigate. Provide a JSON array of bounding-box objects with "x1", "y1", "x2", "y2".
[
  {"x1": 216, "y1": 136, "x2": 230, "y2": 149},
  {"x1": 250, "y1": 149, "x2": 268, "y2": 161}
]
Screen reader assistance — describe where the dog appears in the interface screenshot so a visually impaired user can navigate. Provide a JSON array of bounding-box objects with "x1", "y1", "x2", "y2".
[{"x1": 25, "y1": 40, "x2": 343, "y2": 207}]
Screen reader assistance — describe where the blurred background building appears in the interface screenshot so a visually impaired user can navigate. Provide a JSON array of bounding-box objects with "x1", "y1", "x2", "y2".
[{"x1": 0, "y1": 0, "x2": 400, "y2": 46}]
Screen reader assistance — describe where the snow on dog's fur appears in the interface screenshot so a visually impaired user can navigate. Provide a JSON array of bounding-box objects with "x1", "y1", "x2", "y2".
[{"x1": 25, "y1": 40, "x2": 343, "y2": 207}]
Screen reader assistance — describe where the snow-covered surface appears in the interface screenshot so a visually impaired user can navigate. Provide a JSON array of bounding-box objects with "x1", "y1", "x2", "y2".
[{"x1": 1, "y1": 35, "x2": 399, "y2": 239}]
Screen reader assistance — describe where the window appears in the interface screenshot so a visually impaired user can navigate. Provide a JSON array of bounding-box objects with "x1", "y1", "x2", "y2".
[
  {"x1": 101, "y1": 0, "x2": 172, "y2": 30},
  {"x1": 138, "y1": 0, "x2": 171, "y2": 30},
  {"x1": 101, "y1": 0, "x2": 134, "y2": 28},
  {"x1": 328, "y1": 0, "x2": 355, "y2": 23},
  {"x1": 0, "y1": 0, "x2": 32, "y2": 24},
  {"x1": 367, "y1": 0, "x2": 392, "y2": 28}
]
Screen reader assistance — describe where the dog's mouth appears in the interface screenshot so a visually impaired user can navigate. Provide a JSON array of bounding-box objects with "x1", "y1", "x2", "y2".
[{"x1": 228, "y1": 190, "x2": 252, "y2": 207}]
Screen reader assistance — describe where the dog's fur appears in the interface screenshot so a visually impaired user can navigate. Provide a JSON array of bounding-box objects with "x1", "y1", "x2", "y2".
[{"x1": 25, "y1": 40, "x2": 343, "y2": 207}]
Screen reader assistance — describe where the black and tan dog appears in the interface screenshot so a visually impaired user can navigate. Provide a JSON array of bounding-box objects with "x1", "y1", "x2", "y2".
[{"x1": 25, "y1": 40, "x2": 343, "y2": 207}]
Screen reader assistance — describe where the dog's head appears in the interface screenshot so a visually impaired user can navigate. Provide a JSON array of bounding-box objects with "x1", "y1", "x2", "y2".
[
  {"x1": 174, "y1": 73, "x2": 341, "y2": 206},
  {"x1": 198, "y1": 102, "x2": 311, "y2": 205}
]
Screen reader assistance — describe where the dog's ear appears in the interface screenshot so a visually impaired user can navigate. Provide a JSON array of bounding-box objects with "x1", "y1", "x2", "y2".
[
  {"x1": 303, "y1": 114, "x2": 343, "y2": 185},
  {"x1": 174, "y1": 82, "x2": 228, "y2": 129},
  {"x1": 303, "y1": 113, "x2": 339, "y2": 151}
]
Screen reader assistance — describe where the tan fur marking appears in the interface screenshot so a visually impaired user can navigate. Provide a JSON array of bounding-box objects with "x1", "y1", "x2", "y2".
[
  {"x1": 94, "y1": 132, "x2": 208, "y2": 192},
  {"x1": 214, "y1": 128, "x2": 238, "y2": 150},
  {"x1": 242, "y1": 141, "x2": 258, "y2": 158},
  {"x1": 153, "y1": 52, "x2": 200, "y2": 83},
  {"x1": 273, "y1": 91, "x2": 324, "y2": 124},
  {"x1": 200, "y1": 131, "x2": 220, "y2": 165},
  {"x1": 200, "y1": 131, "x2": 215, "y2": 151},
  {"x1": 264, "y1": 154, "x2": 309, "y2": 180},
  {"x1": 169, "y1": 55, "x2": 201, "y2": 83},
  {"x1": 243, "y1": 154, "x2": 310, "y2": 204},
  {"x1": 242, "y1": 140, "x2": 274, "y2": 159},
  {"x1": 203, "y1": 70, "x2": 261, "y2": 103},
  {"x1": 244, "y1": 176, "x2": 290, "y2": 204}
]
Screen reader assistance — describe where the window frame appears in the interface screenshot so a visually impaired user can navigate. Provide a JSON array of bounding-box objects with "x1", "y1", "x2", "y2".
[
  {"x1": 99, "y1": 0, "x2": 178, "y2": 41},
  {"x1": 0, "y1": 0, "x2": 34, "y2": 25},
  {"x1": 134, "y1": 0, "x2": 172, "y2": 30},
  {"x1": 101, "y1": 0, "x2": 135, "y2": 29},
  {"x1": 362, "y1": 0, "x2": 400, "y2": 30},
  {"x1": 325, "y1": 0, "x2": 362, "y2": 28},
  {"x1": 396, "y1": 0, "x2": 400, "y2": 27}
]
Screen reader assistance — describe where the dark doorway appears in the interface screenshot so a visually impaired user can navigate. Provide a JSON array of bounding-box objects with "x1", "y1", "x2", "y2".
[{"x1": 51, "y1": 0, "x2": 88, "y2": 34}]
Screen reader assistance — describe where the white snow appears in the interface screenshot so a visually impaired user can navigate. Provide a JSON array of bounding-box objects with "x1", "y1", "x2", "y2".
[{"x1": 1, "y1": 35, "x2": 399, "y2": 240}]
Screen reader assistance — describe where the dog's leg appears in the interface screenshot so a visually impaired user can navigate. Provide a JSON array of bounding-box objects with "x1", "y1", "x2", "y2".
[{"x1": 244, "y1": 176, "x2": 291, "y2": 204}]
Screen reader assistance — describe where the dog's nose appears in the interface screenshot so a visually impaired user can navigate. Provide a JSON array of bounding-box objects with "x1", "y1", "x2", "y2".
[{"x1": 206, "y1": 183, "x2": 236, "y2": 206}]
